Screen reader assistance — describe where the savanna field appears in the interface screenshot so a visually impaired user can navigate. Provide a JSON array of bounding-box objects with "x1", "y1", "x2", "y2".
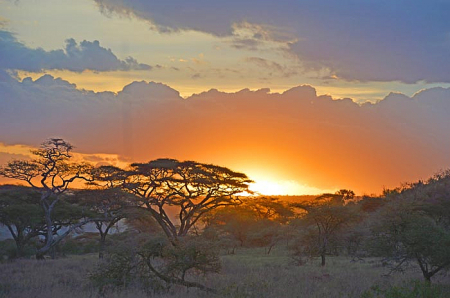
[
  {"x1": 1, "y1": 248, "x2": 450, "y2": 298},
  {"x1": 1, "y1": 139, "x2": 450, "y2": 297},
  {"x1": 3, "y1": 1, "x2": 450, "y2": 297}
]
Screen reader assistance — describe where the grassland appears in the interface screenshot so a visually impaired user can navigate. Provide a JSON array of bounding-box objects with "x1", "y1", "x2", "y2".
[{"x1": 1, "y1": 247, "x2": 449, "y2": 298}]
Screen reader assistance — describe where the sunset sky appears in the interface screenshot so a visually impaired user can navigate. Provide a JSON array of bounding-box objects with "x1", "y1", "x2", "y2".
[{"x1": 1, "y1": 0, "x2": 450, "y2": 195}]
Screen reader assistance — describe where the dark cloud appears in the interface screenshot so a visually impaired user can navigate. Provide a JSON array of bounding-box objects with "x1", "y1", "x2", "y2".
[
  {"x1": 93, "y1": 0, "x2": 450, "y2": 84},
  {"x1": 1, "y1": 75, "x2": 450, "y2": 193},
  {"x1": 0, "y1": 30, "x2": 151, "y2": 72}
]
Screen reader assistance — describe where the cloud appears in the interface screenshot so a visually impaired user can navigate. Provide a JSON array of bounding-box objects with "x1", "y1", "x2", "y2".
[
  {"x1": 245, "y1": 57, "x2": 297, "y2": 78},
  {"x1": 0, "y1": 30, "x2": 151, "y2": 72},
  {"x1": 1, "y1": 75, "x2": 450, "y2": 194},
  {"x1": 93, "y1": 0, "x2": 450, "y2": 84}
]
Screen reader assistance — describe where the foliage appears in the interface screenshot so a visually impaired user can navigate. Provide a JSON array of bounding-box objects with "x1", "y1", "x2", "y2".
[
  {"x1": 203, "y1": 197, "x2": 293, "y2": 253},
  {"x1": 91, "y1": 235, "x2": 220, "y2": 294},
  {"x1": 71, "y1": 187, "x2": 134, "y2": 258},
  {"x1": 369, "y1": 172, "x2": 450, "y2": 281},
  {"x1": 361, "y1": 280, "x2": 450, "y2": 298},
  {"x1": 290, "y1": 191, "x2": 361, "y2": 266},
  {"x1": 0, "y1": 138, "x2": 93, "y2": 259},
  {"x1": 0, "y1": 186, "x2": 44, "y2": 257},
  {"x1": 116, "y1": 159, "x2": 253, "y2": 243}
]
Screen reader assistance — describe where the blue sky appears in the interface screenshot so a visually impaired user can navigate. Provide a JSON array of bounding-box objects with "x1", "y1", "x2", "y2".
[{"x1": 2, "y1": 0, "x2": 450, "y2": 100}]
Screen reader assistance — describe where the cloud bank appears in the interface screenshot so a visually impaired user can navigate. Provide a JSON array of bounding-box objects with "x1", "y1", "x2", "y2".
[
  {"x1": 1, "y1": 74, "x2": 450, "y2": 194},
  {"x1": 0, "y1": 30, "x2": 151, "y2": 72},
  {"x1": 93, "y1": 0, "x2": 450, "y2": 84}
]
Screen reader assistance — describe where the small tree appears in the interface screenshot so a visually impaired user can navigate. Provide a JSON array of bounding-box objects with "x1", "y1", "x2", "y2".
[
  {"x1": 292, "y1": 193, "x2": 360, "y2": 266},
  {"x1": 0, "y1": 138, "x2": 92, "y2": 259},
  {"x1": 204, "y1": 197, "x2": 293, "y2": 253},
  {"x1": 0, "y1": 186, "x2": 44, "y2": 257},
  {"x1": 73, "y1": 188, "x2": 132, "y2": 258}
]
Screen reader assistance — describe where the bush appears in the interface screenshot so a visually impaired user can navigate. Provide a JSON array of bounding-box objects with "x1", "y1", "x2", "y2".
[
  {"x1": 90, "y1": 235, "x2": 220, "y2": 294},
  {"x1": 362, "y1": 280, "x2": 450, "y2": 298},
  {"x1": 58, "y1": 234, "x2": 99, "y2": 255},
  {"x1": 0, "y1": 239, "x2": 37, "y2": 260}
]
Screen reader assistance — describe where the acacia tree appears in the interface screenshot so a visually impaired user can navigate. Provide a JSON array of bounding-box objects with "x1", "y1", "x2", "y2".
[
  {"x1": 73, "y1": 188, "x2": 132, "y2": 258},
  {"x1": 121, "y1": 159, "x2": 252, "y2": 244},
  {"x1": 0, "y1": 138, "x2": 93, "y2": 259},
  {"x1": 204, "y1": 197, "x2": 293, "y2": 253},
  {"x1": 91, "y1": 159, "x2": 252, "y2": 293},
  {"x1": 0, "y1": 186, "x2": 44, "y2": 257},
  {"x1": 370, "y1": 172, "x2": 450, "y2": 282},
  {"x1": 292, "y1": 193, "x2": 360, "y2": 266}
]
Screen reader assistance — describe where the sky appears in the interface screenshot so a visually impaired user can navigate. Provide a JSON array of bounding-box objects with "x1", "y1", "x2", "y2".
[{"x1": 1, "y1": 0, "x2": 450, "y2": 195}]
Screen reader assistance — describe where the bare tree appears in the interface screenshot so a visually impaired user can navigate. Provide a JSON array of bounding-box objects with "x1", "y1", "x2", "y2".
[{"x1": 0, "y1": 138, "x2": 92, "y2": 259}]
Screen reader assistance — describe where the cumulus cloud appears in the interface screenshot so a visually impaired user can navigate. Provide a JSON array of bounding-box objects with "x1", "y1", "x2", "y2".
[
  {"x1": 0, "y1": 30, "x2": 151, "y2": 72},
  {"x1": 1, "y1": 75, "x2": 450, "y2": 193},
  {"x1": 93, "y1": 0, "x2": 450, "y2": 84}
]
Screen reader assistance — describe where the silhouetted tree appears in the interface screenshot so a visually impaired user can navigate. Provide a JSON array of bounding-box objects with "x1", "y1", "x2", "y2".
[
  {"x1": 370, "y1": 172, "x2": 450, "y2": 282},
  {"x1": 204, "y1": 197, "x2": 293, "y2": 253},
  {"x1": 73, "y1": 188, "x2": 133, "y2": 258},
  {"x1": 292, "y1": 194, "x2": 360, "y2": 266},
  {"x1": 0, "y1": 138, "x2": 92, "y2": 259},
  {"x1": 121, "y1": 159, "x2": 252, "y2": 244},
  {"x1": 0, "y1": 186, "x2": 44, "y2": 257}
]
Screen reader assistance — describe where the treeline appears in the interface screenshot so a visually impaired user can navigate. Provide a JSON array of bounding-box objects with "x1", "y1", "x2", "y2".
[{"x1": 1, "y1": 138, "x2": 450, "y2": 294}]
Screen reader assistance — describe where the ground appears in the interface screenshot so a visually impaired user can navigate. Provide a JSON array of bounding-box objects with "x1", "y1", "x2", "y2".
[{"x1": 1, "y1": 247, "x2": 449, "y2": 298}]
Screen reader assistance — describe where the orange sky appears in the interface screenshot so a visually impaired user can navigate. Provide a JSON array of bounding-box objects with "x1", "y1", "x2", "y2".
[{"x1": 2, "y1": 80, "x2": 450, "y2": 195}]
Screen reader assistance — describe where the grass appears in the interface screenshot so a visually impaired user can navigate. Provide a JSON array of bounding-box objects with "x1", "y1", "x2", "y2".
[{"x1": 0, "y1": 247, "x2": 449, "y2": 298}]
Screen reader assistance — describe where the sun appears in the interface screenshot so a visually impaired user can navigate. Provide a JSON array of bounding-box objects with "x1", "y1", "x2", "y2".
[
  {"x1": 245, "y1": 171, "x2": 335, "y2": 196},
  {"x1": 249, "y1": 180, "x2": 290, "y2": 196}
]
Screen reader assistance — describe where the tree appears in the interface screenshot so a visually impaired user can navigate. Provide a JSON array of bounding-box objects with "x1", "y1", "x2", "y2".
[
  {"x1": 0, "y1": 186, "x2": 44, "y2": 257},
  {"x1": 72, "y1": 188, "x2": 132, "y2": 258},
  {"x1": 121, "y1": 159, "x2": 252, "y2": 244},
  {"x1": 370, "y1": 172, "x2": 450, "y2": 282},
  {"x1": 204, "y1": 197, "x2": 293, "y2": 253},
  {"x1": 245, "y1": 197, "x2": 294, "y2": 224},
  {"x1": 91, "y1": 159, "x2": 252, "y2": 293},
  {"x1": 292, "y1": 193, "x2": 360, "y2": 266},
  {"x1": 0, "y1": 138, "x2": 92, "y2": 259},
  {"x1": 203, "y1": 204, "x2": 257, "y2": 250}
]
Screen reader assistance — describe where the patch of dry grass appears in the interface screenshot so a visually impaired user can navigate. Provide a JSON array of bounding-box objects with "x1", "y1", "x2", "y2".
[{"x1": 0, "y1": 249, "x2": 449, "y2": 298}]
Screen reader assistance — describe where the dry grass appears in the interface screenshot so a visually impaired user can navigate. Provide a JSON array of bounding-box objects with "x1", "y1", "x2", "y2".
[{"x1": 0, "y1": 248, "x2": 449, "y2": 298}]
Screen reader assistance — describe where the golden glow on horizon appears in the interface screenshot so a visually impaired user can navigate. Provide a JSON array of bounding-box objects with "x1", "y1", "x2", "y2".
[
  {"x1": 0, "y1": 143, "x2": 334, "y2": 195},
  {"x1": 246, "y1": 171, "x2": 336, "y2": 196}
]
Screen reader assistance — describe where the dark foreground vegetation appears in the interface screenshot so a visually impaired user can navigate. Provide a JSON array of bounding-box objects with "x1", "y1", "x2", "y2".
[{"x1": 1, "y1": 138, "x2": 450, "y2": 297}]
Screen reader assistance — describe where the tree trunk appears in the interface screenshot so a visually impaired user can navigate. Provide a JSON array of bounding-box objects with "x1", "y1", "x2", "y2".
[
  {"x1": 99, "y1": 234, "x2": 106, "y2": 259},
  {"x1": 320, "y1": 235, "x2": 327, "y2": 266},
  {"x1": 267, "y1": 244, "x2": 274, "y2": 255},
  {"x1": 15, "y1": 240, "x2": 25, "y2": 258},
  {"x1": 36, "y1": 211, "x2": 54, "y2": 259},
  {"x1": 37, "y1": 193, "x2": 55, "y2": 260}
]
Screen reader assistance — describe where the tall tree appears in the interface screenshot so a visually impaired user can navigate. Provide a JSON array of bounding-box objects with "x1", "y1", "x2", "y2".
[
  {"x1": 0, "y1": 138, "x2": 92, "y2": 259},
  {"x1": 121, "y1": 159, "x2": 252, "y2": 244}
]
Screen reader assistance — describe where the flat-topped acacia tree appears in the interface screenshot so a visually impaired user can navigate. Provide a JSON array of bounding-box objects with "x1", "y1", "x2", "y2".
[
  {"x1": 0, "y1": 138, "x2": 92, "y2": 259},
  {"x1": 100, "y1": 159, "x2": 253, "y2": 244}
]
